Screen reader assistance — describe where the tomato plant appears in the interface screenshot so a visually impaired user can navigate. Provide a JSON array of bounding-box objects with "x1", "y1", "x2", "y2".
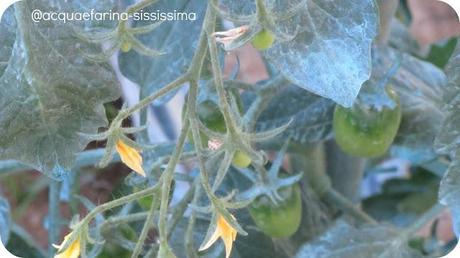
[{"x1": 0, "y1": 0, "x2": 458, "y2": 258}]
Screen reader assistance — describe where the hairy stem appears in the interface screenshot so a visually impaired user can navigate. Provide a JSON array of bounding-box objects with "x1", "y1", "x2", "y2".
[
  {"x1": 157, "y1": 113, "x2": 190, "y2": 250},
  {"x1": 131, "y1": 194, "x2": 159, "y2": 258},
  {"x1": 48, "y1": 179, "x2": 61, "y2": 257}
]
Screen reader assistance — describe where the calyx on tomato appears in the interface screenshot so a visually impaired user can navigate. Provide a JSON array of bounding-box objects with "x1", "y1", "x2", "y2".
[{"x1": 249, "y1": 183, "x2": 302, "y2": 238}]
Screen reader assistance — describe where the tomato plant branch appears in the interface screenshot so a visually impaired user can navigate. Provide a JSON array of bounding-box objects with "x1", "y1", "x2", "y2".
[
  {"x1": 206, "y1": 2, "x2": 240, "y2": 135},
  {"x1": 185, "y1": 183, "x2": 202, "y2": 258},
  {"x1": 79, "y1": 183, "x2": 162, "y2": 233},
  {"x1": 323, "y1": 189, "x2": 377, "y2": 225},
  {"x1": 157, "y1": 107, "x2": 191, "y2": 253},
  {"x1": 131, "y1": 193, "x2": 160, "y2": 258},
  {"x1": 167, "y1": 178, "x2": 198, "y2": 239},
  {"x1": 48, "y1": 179, "x2": 61, "y2": 257},
  {"x1": 118, "y1": 75, "x2": 189, "y2": 121},
  {"x1": 188, "y1": 79, "x2": 215, "y2": 201},
  {"x1": 101, "y1": 212, "x2": 149, "y2": 229}
]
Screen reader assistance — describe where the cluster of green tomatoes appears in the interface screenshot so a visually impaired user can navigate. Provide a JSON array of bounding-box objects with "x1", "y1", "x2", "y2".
[{"x1": 137, "y1": 29, "x2": 402, "y2": 239}]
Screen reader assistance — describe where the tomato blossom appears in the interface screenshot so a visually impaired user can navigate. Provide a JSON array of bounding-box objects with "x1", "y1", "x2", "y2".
[
  {"x1": 53, "y1": 232, "x2": 81, "y2": 258},
  {"x1": 115, "y1": 139, "x2": 146, "y2": 176},
  {"x1": 199, "y1": 215, "x2": 238, "y2": 258}
]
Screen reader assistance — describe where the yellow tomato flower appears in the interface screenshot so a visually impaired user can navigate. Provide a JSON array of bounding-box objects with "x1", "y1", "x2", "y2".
[
  {"x1": 116, "y1": 139, "x2": 146, "y2": 177},
  {"x1": 199, "y1": 215, "x2": 238, "y2": 258},
  {"x1": 53, "y1": 233, "x2": 81, "y2": 258}
]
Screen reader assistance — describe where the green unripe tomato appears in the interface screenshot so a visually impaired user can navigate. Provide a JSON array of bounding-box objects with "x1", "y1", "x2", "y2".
[
  {"x1": 232, "y1": 151, "x2": 252, "y2": 168},
  {"x1": 333, "y1": 88, "x2": 402, "y2": 157},
  {"x1": 252, "y1": 29, "x2": 275, "y2": 50},
  {"x1": 196, "y1": 100, "x2": 228, "y2": 133},
  {"x1": 249, "y1": 184, "x2": 302, "y2": 238},
  {"x1": 120, "y1": 41, "x2": 132, "y2": 53}
]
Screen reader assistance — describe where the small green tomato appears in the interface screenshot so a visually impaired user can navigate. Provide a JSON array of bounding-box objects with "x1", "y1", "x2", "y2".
[
  {"x1": 333, "y1": 87, "x2": 402, "y2": 157},
  {"x1": 252, "y1": 29, "x2": 275, "y2": 50},
  {"x1": 249, "y1": 184, "x2": 302, "y2": 238}
]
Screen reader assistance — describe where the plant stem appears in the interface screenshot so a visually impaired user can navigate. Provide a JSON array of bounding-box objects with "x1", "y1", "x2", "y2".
[
  {"x1": 131, "y1": 194, "x2": 159, "y2": 258},
  {"x1": 157, "y1": 109, "x2": 191, "y2": 252},
  {"x1": 121, "y1": 75, "x2": 189, "y2": 120},
  {"x1": 324, "y1": 189, "x2": 377, "y2": 225},
  {"x1": 205, "y1": 2, "x2": 239, "y2": 135},
  {"x1": 167, "y1": 179, "x2": 197, "y2": 239},
  {"x1": 48, "y1": 179, "x2": 61, "y2": 257},
  {"x1": 82, "y1": 183, "x2": 162, "y2": 225},
  {"x1": 185, "y1": 181, "x2": 202, "y2": 258},
  {"x1": 325, "y1": 141, "x2": 366, "y2": 203},
  {"x1": 188, "y1": 79, "x2": 214, "y2": 199}
]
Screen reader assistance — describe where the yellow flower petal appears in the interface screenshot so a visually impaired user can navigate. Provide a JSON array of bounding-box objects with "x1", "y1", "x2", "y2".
[
  {"x1": 199, "y1": 224, "x2": 221, "y2": 252},
  {"x1": 54, "y1": 233, "x2": 81, "y2": 258},
  {"x1": 199, "y1": 215, "x2": 238, "y2": 258},
  {"x1": 116, "y1": 139, "x2": 146, "y2": 176}
]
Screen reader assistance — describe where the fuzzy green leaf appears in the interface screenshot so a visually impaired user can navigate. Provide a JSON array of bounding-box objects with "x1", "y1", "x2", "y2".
[
  {"x1": 435, "y1": 42, "x2": 460, "y2": 236},
  {"x1": 436, "y1": 43, "x2": 460, "y2": 156},
  {"x1": 0, "y1": 9, "x2": 16, "y2": 77},
  {"x1": 250, "y1": 85, "x2": 334, "y2": 145},
  {"x1": 0, "y1": 1, "x2": 120, "y2": 179},
  {"x1": 265, "y1": 0, "x2": 378, "y2": 107},
  {"x1": 119, "y1": 0, "x2": 207, "y2": 104},
  {"x1": 295, "y1": 221, "x2": 421, "y2": 258}
]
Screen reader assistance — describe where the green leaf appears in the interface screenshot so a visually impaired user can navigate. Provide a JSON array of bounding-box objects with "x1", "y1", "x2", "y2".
[
  {"x1": 436, "y1": 41, "x2": 460, "y2": 236},
  {"x1": 424, "y1": 38, "x2": 458, "y2": 69},
  {"x1": 0, "y1": 1, "x2": 120, "y2": 179},
  {"x1": 0, "y1": 9, "x2": 16, "y2": 77},
  {"x1": 435, "y1": 43, "x2": 460, "y2": 156},
  {"x1": 295, "y1": 221, "x2": 421, "y2": 258},
  {"x1": 429, "y1": 42, "x2": 460, "y2": 236},
  {"x1": 251, "y1": 85, "x2": 334, "y2": 145},
  {"x1": 119, "y1": 0, "x2": 207, "y2": 104},
  {"x1": 265, "y1": 0, "x2": 378, "y2": 107}
]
